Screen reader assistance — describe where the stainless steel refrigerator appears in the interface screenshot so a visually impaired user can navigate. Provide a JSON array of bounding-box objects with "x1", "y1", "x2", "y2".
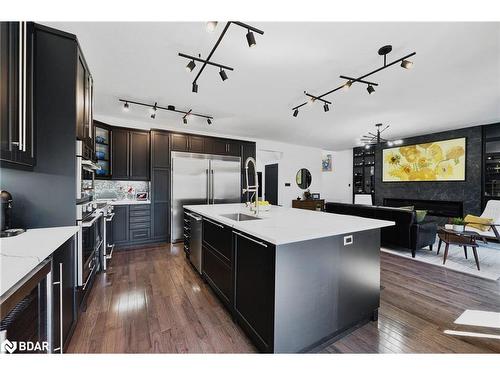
[{"x1": 171, "y1": 152, "x2": 241, "y2": 242}]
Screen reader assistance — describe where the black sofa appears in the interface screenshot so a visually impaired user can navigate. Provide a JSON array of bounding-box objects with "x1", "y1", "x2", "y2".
[{"x1": 325, "y1": 202, "x2": 437, "y2": 258}]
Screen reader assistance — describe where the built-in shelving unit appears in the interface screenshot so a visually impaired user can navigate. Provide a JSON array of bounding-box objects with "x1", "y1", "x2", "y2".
[
  {"x1": 94, "y1": 122, "x2": 111, "y2": 178},
  {"x1": 483, "y1": 124, "x2": 500, "y2": 209},
  {"x1": 353, "y1": 146, "x2": 375, "y2": 202}
]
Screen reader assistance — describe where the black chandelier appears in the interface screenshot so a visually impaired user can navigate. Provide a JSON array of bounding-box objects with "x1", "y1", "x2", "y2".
[
  {"x1": 292, "y1": 45, "x2": 416, "y2": 117},
  {"x1": 361, "y1": 124, "x2": 403, "y2": 149},
  {"x1": 179, "y1": 21, "x2": 264, "y2": 93},
  {"x1": 119, "y1": 99, "x2": 213, "y2": 125}
]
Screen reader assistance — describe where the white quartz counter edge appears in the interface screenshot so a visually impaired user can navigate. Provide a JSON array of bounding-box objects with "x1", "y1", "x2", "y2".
[
  {"x1": 95, "y1": 199, "x2": 151, "y2": 206},
  {"x1": 184, "y1": 204, "x2": 395, "y2": 246},
  {"x1": 0, "y1": 226, "x2": 79, "y2": 297}
]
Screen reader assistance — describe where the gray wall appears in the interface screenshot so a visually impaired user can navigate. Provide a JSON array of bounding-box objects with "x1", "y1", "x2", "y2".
[
  {"x1": 0, "y1": 28, "x2": 76, "y2": 229},
  {"x1": 374, "y1": 125, "x2": 483, "y2": 216}
]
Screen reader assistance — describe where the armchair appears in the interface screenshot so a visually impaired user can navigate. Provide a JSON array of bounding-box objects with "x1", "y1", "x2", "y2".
[{"x1": 464, "y1": 200, "x2": 500, "y2": 241}]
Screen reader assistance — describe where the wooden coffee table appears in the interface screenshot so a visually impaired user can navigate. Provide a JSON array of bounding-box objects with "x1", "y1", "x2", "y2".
[{"x1": 437, "y1": 227, "x2": 483, "y2": 270}]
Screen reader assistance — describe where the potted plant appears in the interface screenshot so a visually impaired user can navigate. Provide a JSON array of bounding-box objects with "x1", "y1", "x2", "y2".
[{"x1": 451, "y1": 217, "x2": 465, "y2": 232}]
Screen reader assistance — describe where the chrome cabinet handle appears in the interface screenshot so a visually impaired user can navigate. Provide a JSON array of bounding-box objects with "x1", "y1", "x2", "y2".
[
  {"x1": 52, "y1": 262, "x2": 63, "y2": 353},
  {"x1": 17, "y1": 22, "x2": 23, "y2": 151},
  {"x1": 211, "y1": 170, "x2": 215, "y2": 204},
  {"x1": 22, "y1": 21, "x2": 27, "y2": 152},
  {"x1": 233, "y1": 231, "x2": 268, "y2": 248},
  {"x1": 106, "y1": 244, "x2": 115, "y2": 260},
  {"x1": 185, "y1": 212, "x2": 202, "y2": 221},
  {"x1": 203, "y1": 217, "x2": 224, "y2": 228}
]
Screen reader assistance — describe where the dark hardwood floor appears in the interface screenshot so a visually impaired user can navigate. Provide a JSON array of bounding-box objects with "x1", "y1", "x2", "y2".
[{"x1": 68, "y1": 244, "x2": 500, "y2": 353}]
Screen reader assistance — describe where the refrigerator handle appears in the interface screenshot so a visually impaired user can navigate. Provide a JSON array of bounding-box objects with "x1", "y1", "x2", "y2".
[
  {"x1": 206, "y1": 169, "x2": 210, "y2": 204},
  {"x1": 211, "y1": 170, "x2": 215, "y2": 204}
]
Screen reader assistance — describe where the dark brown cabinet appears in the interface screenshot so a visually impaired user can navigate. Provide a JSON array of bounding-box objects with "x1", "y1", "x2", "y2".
[
  {"x1": 76, "y1": 48, "x2": 93, "y2": 152},
  {"x1": 171, "y1": 133, "x2": 205, "y2": 153},
  {"x1": 151, "y1": 130, "x2": 170, "y2": 168},
  {"x1": 112, "y1": 205, "x2": 129, "y2": 245},
  {"x1": 113, "y1": 204, "x2": 154, "y2": 248},
  {"x1": 0, "y1": 22, "x2": 36, "y2": 169},
  {"x1": 52, "y1": 238, "x2": 77, "y2": 353},
  {"x1": 205, "y1": 138, "x2": 241, "y2": 156},
  {"x1": 241, "y1": 141, "x2": 257, "y2": 202},
  {"x1": 111, "y1": 128, "x2": 150, "y2": 180},
  {"x1": 151, "y1": 130, "x2": 170, "y2": 242}
]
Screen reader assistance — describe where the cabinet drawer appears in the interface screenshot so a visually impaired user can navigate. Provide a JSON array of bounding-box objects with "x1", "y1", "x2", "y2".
[
  {"x1": 129, "y1": 222, "x2": 151, "y2": 230},
  {"x1": 202, "y1": 218, "x2": 232, "y2": 262},
  {"x1": 129, "y1": 215, "x2": 151, "y2": 224},
  {"x1": 130, "y1": 228, "x2": 150, "y2": 241},
  {"x1": 129, "y1": 204, "x2": 151, "y2": 211},
  {"x1": 203, "y1": 245, "x2": 232, "y2": 304},
  {"x1": 129, "y1": 209, "x2": 151, "y2": 217}
]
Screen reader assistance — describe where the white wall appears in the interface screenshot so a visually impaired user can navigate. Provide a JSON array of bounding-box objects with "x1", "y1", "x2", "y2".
[{"x1": 321, "y1": 149, "x2": 353, "y2": 204}]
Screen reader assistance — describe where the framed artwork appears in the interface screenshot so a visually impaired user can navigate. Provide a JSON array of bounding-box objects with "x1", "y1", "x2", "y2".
[
  {"x1": 382, "y1": 137, "x2": 466, "y2": 182},
  {"x1": 322, "y1": 154, "x2": 332, "y2": 172}
]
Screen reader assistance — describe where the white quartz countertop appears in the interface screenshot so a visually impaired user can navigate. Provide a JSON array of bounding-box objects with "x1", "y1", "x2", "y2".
[
  {"x1": 184, "y1": 203, "x2": 394, "y2": 245},
  {"x1": 0, "y1": 226, "x2": 79, "y2": 297},
  {"x1": 95, "y1": 199, "x2": 151, "y2": 205}
]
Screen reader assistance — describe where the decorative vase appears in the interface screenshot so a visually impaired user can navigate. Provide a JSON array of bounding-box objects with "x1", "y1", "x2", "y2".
[
  {"x1": 444, "y1": 224, "x2": 453, "y2": 230},
  {"x1": 453, "y1": 224, "x2": 463, "y2": 232}
]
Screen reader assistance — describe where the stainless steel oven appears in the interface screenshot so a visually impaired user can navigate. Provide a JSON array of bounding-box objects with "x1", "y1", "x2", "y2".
[
  {"x1": 76, "y1": 140, "x2": 100, "y2": 202},
  {"x1": 77, "y1": 202, "x2": 102, "y2": 290}
]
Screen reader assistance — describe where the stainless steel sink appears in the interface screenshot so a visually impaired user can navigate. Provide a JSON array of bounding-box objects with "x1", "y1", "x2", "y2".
[{"x1": 220, "y1": 213, "x2": 262, "y2": 221}]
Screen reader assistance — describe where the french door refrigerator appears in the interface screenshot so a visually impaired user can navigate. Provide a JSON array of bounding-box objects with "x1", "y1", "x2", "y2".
[{"x1": 171, "y1": 152, "x2": 241, "y2": 242}]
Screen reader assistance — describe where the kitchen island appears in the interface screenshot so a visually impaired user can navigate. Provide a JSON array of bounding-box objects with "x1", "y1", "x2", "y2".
[{"x1": 183, "y1": 203, "x2": 394, "y2": 353}]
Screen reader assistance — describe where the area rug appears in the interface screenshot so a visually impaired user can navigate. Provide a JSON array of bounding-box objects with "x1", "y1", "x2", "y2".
[{"x1": 381, "y1": 238, "x2": 500, "y2": 281}]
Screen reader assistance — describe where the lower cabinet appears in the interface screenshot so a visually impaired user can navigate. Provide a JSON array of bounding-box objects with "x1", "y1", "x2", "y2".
[
  {"x1": 113, "y1": 204, "x2": 154, "y2": 248},
  {"x1": 233, "y1": 231, "x2": 275, "y2": 353},
  {"x1": 51, "y1": 237, "x2": 77, "y2": 353}
]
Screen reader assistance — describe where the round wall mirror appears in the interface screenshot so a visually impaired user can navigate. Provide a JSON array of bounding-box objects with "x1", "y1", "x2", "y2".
[{"x1": 296, "y1": 168, "x2": 312, "y2": 189}]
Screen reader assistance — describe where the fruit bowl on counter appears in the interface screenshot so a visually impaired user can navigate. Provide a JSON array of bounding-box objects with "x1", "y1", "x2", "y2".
[{"x1": 248, "y1": 200, "x2": 271, "y2": 212}]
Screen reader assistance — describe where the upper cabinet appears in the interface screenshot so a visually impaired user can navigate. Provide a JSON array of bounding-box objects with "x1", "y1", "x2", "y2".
[
  {"x1": 151, "y1": 130, "x2": 170, "y2": 168},
  {"x1": 76, "y1": 48, "x2": 93, "y2": 153},
  {"x1": 205, "y1": 138, "x2": 241, "y2": 157},
  {"x1": 0, "y1": 22, "x2": 36, "y2": 169},
  {"x1": 111, "y1": 127, "x2": 150, "y2": 181},
  {"x1": 171, "y1": 133, "x2": 204, "y2": 153}
]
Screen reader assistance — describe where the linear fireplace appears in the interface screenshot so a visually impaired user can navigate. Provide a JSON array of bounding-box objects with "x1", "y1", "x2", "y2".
[{"x1": 383, "y1": 198, "x2": 463, "y2": 218}]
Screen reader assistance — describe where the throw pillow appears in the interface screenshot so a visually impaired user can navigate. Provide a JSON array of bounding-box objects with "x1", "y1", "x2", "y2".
[
  {"x1": 415, "y1": 210, "x2": 427, "y2": 223},
  {"x1": 464, "y1": 214, "x2": 493, "y2": 232}
]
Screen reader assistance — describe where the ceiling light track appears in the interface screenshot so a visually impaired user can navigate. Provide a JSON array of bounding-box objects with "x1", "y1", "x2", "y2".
[
  {"x1": 179, "y1": 21, "x2": 264, "y2": 93},
  {"x1": 118, "y1": 98, "x2": 213, "y2": 123},
  {"x1": 291, "y1": 45, "x2": 415, "y2": 116}
]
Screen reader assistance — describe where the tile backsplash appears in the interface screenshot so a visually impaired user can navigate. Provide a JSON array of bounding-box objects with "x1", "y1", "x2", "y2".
[{"x1": 94, "y1": 180, "x2": 150, "y2": 200}]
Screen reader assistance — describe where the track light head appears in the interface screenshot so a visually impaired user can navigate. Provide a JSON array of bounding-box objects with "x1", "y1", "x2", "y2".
[
  {"x1": 246, "y1": 30, "x2": 256, "y2": 48},
  {"x1": 207, "y1": 118, "x2": 212, "y2": 125},
  {"x1": 367, "y1": 85, "x2": 375, "y2": 94},
  {"x1": 151, "y1": 113, "x2": 156, "y2": 119},
  {"x1": 150, "y1": 104, "x2": 157, "y2": 119},
  {"x1": 323, "y1": 103, "x2": 329, "y2": 112},
  {"x1": 123, "y1": 102, "x2": 129, "y2": 111},
  {"x1": 219, "y1": 68, "x2": 228, "y2": 81},
  {"x1": 343, "y1": 80, "x2": 353, "y2": 91},
  {"x1": 364, "y1": 144, "x2": 371, "y2": 149},
  {"x1": 167, "y1": 105, "x2": 175, "y2": 111},
  {"x1": 192, "y1": 82, "x2": 198, "y2": 93},
  {"x1": 186, "y1": 60, "x2": 196, "y2": 72},
  {"x1": 400, "y1": 60, "x2": 413, "y2": 69},
  {"x1": 293, "y1": 109, "x2": 299, "y2": 117},
  {"x1": 183, "y1": 117, "x2": 188, "y2": 125},
  {"x1": 206, "y1": 21, "x2": 218, "y2": 33}
]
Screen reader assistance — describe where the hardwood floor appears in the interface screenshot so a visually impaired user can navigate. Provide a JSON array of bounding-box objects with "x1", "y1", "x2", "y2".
[{"x1": 68, "y1": 243, "x2": 500, "y2": 353}]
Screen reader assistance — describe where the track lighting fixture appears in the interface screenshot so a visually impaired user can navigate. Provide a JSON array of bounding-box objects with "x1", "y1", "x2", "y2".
[
  {"x1": 293, "y1": 109, "x2": 299, "y2": 117},
  {"x1": 183, "y1": 118, "x2": 188, "y2": 125},
  {"x1": 179, "y1": 22, "x2": 264, "y2": 92},
  {"x1": 246, "y1": 30, "x2": 256, "y2": 48},
  {"x1": 186, "y1": 60, "x2": 196, "y2": 72},
  {"x1": 192, "y1": 82, "x2": 198, "y2": 93},
  {"x1": 206, "y1": 21, "x2": 218, "y2": 33},
  {"x1": 307, "y1": 97, "x2": 315, "y2": 106},
  {"x1": 292, "y1": 45, "x2": 415, "y2": 115},
  {"x1": 343, "y1": 80, "x2": 353, "y2": 91},
  {"x1": 123, "y1": 101, "x2": 129, "y2": 111},
  {"x1": 219, "y1": 68, "x2": 228, "y2": 81},
  {"x1": 400, "y1": 59, "x2": 413, "y2": 69},
  {"x1": 118, "y1": 99, "x2": 213, "y2": 125},
  {"x1": 323, "y1": 104, "x2": 329, "y2": 112}
]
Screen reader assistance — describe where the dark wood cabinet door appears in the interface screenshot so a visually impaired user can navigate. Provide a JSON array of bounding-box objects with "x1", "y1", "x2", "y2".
[
  {"x1": 152, "y1": 202, "x2": 169, "y2": 239},
  {"x1": 202, "y1": 218, "x2": 232, "y2": 262},
  {"x1": 129, "y1": 130, "x2": 150, "y2": 180},
  {"x1": 0, "y1": 22, "x2": 35, "y2": 168},
  {"x1": 171, "y1": 133, "x2": 189, "y2": 152},
  {"x1": 151, "y1": 130, "x2": 170, "y2": 168},
  {"x1": 234, "y1": 232, "x2": 275, "y2": 352},
  {"x1": 76, "y1": 53, "x2": 86, "y2": 142},
  {"x1": 52, "y1": 238, "x2": 76, "y2": 352},
  {"x1": 112, "y1": 205, "x2": 129, "y2": 243},
  {"x1": 111, "y1": 129, "x2": 129, "y2": 180},
  {"x1": 226, "y1": 140, "x2": 241, "y2": 156},
  {"x1": 189, "y1": 135, "x2": 205, "y2": 153},
  {"x1": 152, "y1": 168, "x2": 169, "y2": 202},
  {"x1": 203, "y1": 245, "x2": 232, "y2": 307},
  {"x1": 211, "y1": 138, "x2": 228, "y2": 155}
]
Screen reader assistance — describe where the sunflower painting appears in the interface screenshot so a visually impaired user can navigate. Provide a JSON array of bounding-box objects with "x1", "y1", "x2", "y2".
[{"x1": 382, "y1": 138, "x2": 466, "y2": 182}]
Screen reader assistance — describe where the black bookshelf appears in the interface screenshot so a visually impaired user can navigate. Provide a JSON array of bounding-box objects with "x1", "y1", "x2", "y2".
[
  {"x1": 353, "y1": 146, "x2": 375, "y2": 203},
  {"x1": 483, "y1": 123, "x2": 500, "y2": 209}
]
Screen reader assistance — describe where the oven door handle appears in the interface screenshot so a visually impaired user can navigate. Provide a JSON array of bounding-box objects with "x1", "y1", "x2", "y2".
[
  {"x1": 82, "y1": 264, "x2": 96, "y2": 291},
  {"x1": 81, "y1": 212, "x2": 103, "y2": 228}
]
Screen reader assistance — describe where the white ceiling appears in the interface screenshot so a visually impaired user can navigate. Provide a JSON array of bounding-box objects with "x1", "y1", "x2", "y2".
[{"x1": 46, "y1": 22, "x2": 500, "y2": 150}]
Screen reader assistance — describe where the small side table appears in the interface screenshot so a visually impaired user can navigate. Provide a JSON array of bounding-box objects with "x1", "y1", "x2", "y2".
[{"x1": 437, "y1": 228, "x2": 481, "y2": 270}]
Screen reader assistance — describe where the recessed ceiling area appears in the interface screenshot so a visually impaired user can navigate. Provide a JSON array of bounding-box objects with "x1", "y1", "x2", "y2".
[{"x1": 45, "y1": 22, "x2": 500, "y2": 150}]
